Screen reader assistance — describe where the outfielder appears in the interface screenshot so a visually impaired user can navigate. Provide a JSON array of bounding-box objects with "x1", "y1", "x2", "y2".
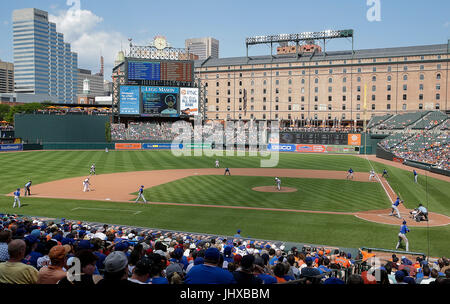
[
  {"x1": 369, "y1": 169, "x2": 376, "y2": 181},
  {"x1": 395, "y1": 220, "x2": 410, "y2": 251},
  {"x1": 413, "y1": 170, "x2": 418, "y2": 183},
  {"x1": 90, "y1": 163, "x2": 96, "y2": 175},
  {"x1": 347, "y1": 168, "x2": 354, "y2": 180},
  {"x1": 215, "y1": 159, "x2": 220, "y2": 168},
  {"x1": 390, "y1": 197, "x2": 403, "y2": 219},
  {"x1": 135, "y1": 185, "x2": 147, "y2": 203},
  {"x1": 83, "y1": 177, "x2": 91, "y2": 192},
  {"x1": 275, "y1": 177, "x2": 281, "y2": 191},
  {"x1": 24, "y1": 180, "x2": 32, "y2": 196},
  {"x1": 13, "y1": 188, "x2": 21, "y2": 208}
]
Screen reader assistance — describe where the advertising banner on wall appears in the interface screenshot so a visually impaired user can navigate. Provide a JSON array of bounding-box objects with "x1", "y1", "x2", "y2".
[
  {"x1": 180, "y1": 88, "x2": 199, "y2": 116},
  {"x1": 119, "y1": 86, "x2": 140, "y2": 115},
  {"x1": 267, "y1": 143, "x2": 358, "y2": 154},
  {"x1": 141, "y1": 86, "x2": 179, "y2": 117},
  {"x1": 115, "y1": 143, "x2": 142, "y2": 150},
  {"x1": 347, "y1": 134, "x2": 361, "y2": 146},
  {"x1": 0, "y1": 144, "x2": 23, "y2": 152}
]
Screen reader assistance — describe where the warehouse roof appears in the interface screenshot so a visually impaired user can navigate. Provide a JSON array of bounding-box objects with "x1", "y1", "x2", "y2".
[{"x1": 194, "y1": 43, "x2": 449, "y2": 68}]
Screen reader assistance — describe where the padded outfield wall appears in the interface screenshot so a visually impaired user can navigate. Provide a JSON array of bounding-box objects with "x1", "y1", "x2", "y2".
[{"x1": 14, "y1": 114, "x2": 110, "y2": 143}]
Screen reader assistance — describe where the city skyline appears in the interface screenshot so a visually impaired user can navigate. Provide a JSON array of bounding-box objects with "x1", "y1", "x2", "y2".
[{"x1": 0, "y1": 0, "x2": 449, "y2": 81}]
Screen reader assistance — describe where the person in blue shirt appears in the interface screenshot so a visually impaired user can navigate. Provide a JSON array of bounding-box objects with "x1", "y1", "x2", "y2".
[
  {"x1": 13, "y1": 188, "x2": 21, "y2": 208},
  {"x1": 233, "y1": 229, "x2": 241, "y2": 238},
  {"x1": 382, "y1": 169, "x2": 389, "y2": 178},
  {"x1": 135, "y1": 185, "x2": 147, "y2": 203},
  {"x1": 396, "y1": 220, "x2": 410, "y2": 251},
  {"x1": 389, "y1": 196, "x2": 403, "y2": 219},
  {"x1": 413, "y1": 170, "x2": 418, "y2": 183},
  {"x1": 185, "y1": 247, "x2": 236, "y2": 284},
  {"x1": 347, "y1": 168, "x2": 354, "y2": 180}
]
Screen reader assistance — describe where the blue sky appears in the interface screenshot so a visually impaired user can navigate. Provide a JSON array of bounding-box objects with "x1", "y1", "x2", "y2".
[{"x1": 0, "y1": 0, "x2": 448, "y2": 80}]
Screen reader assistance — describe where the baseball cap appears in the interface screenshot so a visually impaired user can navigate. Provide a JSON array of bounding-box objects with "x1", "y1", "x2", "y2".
[
  {"x1": 24, "y1": 235, "x2": 38, "y2": 244},
  {"x1": 204, "y1": 247, "x2": 220, "y2": 262},
  {"x1": 395, "y1": 270, "x2": 406, "y2": 281},
  {"x1": 49, "y1": 245, "x2": 70, "y2": 260},
  {"x1": 166, "y1": 263, "x2": 183, "y2": 278},
  {"x1": 240, "y1": 254, "x2": 255, "y2": 270},
  {"x1": 30, "y1": 229, "x2": 41, "y2": 238},
  {"x1": 115, "y1": 241, "x2": 130, "y2": 251},
  {"x1": 194, "y1": 257, "x2": 204, "y2": 265},
  {"x1": 78, "y1": 240, "x2": 93, "y2": 250},
  {"x1": 104, "y1": 251, "x2": 128, "y2": 273}
]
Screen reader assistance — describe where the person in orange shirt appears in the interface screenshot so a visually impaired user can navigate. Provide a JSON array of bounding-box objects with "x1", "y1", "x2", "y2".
[
  {"x1": 335, "y1": 252, "x2": 350, "y2": 268},
  {"x1": 359, "y1": 248, "x2": 375, "y2": 263}
]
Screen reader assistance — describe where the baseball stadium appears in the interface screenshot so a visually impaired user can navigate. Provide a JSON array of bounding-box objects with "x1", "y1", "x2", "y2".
[{"x1": 0, "y1": 30, "x2": 449, "y2": 287}]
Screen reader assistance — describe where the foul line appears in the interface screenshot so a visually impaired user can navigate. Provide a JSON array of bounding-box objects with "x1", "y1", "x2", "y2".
[{"x1": 71, "y1": 207, "x2": 141, "y2": 215}]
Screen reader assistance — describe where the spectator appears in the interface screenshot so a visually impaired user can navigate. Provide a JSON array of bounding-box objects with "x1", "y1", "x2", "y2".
[
  {"x1": 58, "y1": 250, "x2": 100, "y2": 286},
  {"x1": 37, "y1": 245, "x2": 70, "y2": 284},
  {"x1": 253, "y1": 256, "x2": 277, "y2": 284},
  {"x1": 300, "y1": 257, "x2": 321, "y2": 278},
  {"x1": 185, "y1": 247, "x2": 236, "y2": 284},
  {"x1": 97, "y1": 251, "x2": 137, "y2": 286},
  {"x1": 0, "y1": 230, "x2": 11, "y2": 262},
  {"x1": 286, "y1": 254, "x2": 300, "y2": 279},
  {"x1": 232, "y1": 254, "x2": 262, "y2": 284},
  {"x1": 22, "y1": 235, "x2": 42, "y2": 268},
  {"x1": 148, "y1": 253, "x2": 169, "y2": 284},
  {"x1": 128, "y1": 257, "x2": 151, "y2": 284},
  {"x1": 347, "y1": 274, "x2": 364, "y2": 284},
  {"x1": 0, "y1": 239, "x2": 39, "y2": 284},
  {"x1": 421, "y1": 269, "x2": 438, "y2": 284}
]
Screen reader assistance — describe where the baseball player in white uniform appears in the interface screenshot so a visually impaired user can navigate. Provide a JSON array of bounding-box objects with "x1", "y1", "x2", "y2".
[
  {"x1": 135, "y1": 185, "x2": 147, "y2": 203},
  {"x1": 13, "y1": 188, "x2": 21, "y2": 208},
  {"x1": 275, "y1": 177, "x2": 281, "y2": 191},
  {"x1": 369, "y1": 169, "x2": 376, "y2": 181},
  {"x1": 215, "y1": 159, "x2": 220, "y2": 168},
  {"x1": 83, "y1": 177, "x2": 91, "y2": 192},
  {"x1": 90, "y1": 163, "x2": 96, "y2": 175}
]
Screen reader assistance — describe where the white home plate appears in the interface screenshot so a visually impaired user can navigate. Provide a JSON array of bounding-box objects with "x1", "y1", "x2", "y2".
[{"x1": 105, "y1": 198, "x2": 111, "y2": 200}]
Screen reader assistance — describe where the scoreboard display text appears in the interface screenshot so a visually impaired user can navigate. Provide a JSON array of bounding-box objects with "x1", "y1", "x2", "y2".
[
  {"x1": 280, "y1": 132, "x2": 351, "y2": 145},
  {"x1": 127, "y1": 60, "x2": 193, "y2": 82}
]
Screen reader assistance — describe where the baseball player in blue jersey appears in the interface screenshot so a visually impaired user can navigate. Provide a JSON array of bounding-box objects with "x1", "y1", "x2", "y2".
[
  {"x1": 346, "y1": 168, "x2": 354, "y2": 180},
  {"x1": 413, "y1": 170, "x2": 418, "y2": 183},
  {"x1": 396, "y1": 220, "x2": 410, "y2": 251},
  {"x1": 224, "y1": 167, "x2": 231, "y2": 176},
  {"x1": 135, "y1": 185, "x2": 147, "y2": 203},
  {"x1": 389, "y1": 197, "x2": 403, "y2": 218},
  {"x1": 13, "y1": 188, "x2": 21, "y2": 208},
  {"x1": 381, "y1": 169, "x2": 389, "y2": 178}
]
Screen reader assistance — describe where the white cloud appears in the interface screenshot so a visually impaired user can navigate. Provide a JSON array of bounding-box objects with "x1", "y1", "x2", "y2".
[
  {"x1": 49, "y1": 8, "x2": 126, "y2": 80},
  {"x1": 444, "y1": 21, "x2": 450, "y2": 27}
]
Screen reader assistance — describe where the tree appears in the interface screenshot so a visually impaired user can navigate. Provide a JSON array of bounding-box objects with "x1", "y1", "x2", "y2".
[
  {"x1": 0, "y1": 104, "x2": 11, "y2": 121},
  {"x1": 5, "y1": 103, "x2": 46, "y2": 124}
]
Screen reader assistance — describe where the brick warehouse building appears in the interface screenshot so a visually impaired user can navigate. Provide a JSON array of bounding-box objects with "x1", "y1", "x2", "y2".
[{"x1": 194, "y1": 41, "x2": 449, "y2": 125}]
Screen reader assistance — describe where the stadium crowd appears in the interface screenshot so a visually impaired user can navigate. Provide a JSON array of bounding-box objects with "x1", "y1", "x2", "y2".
[{"x1": 1, "y1": 214, "x2": 449, "y2": 285}]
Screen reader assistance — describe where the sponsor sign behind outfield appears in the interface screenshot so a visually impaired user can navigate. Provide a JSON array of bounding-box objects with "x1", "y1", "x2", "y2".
[
  {"x1": 268, "y1": 143, "x2": 358, "y2": 154},
  {"x1": 0, "y1": 144, "x2": 23, "y2": 152}
]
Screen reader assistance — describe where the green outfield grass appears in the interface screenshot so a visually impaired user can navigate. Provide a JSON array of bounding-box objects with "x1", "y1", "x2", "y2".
[
  {"x1": 140, "y1": 175, "x2": 390, "y2": 212},
  {"x1": 0, "y1": 150, "x2": 449, "y2": 256}
]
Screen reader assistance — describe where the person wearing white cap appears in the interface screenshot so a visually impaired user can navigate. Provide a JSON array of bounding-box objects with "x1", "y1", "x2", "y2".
[{"x1": 275, "y1": 177, "x2": 281, "y2": 191}]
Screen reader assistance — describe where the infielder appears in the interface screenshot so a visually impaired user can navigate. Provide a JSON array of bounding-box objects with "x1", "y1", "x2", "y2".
[
  {"x1": 13, "y1": 188, "x2": 21, "y2": 208},
  {"x1": 369, "y1": 170, "x2": 376, "y2": 181},
  {"x1": 135, "y1": 185, "x2": 147, "y2": 203},
  {"x1": 275, "y1": 177, "x2": 281, "y2": 191},
  {"x1": 395, "y1": 220, "x2": 410, "y2": 251},
  {"x1": 381, "y1": 169, "x2": 389, "y2": 178},
  {"x1": 215, "y1": 159, "x2": 220, "y2": 168},
  {"x1": 90, "y1": 163, "x2": 96, "y2": 175},
  {"x1": 390, "y1": 197, "x2": 403, "y2": 219},
  {"x1": 347, "y1": 168, "x2": 354, "y2": 180},
  {"x1": 413, "y1": 170, "x2": 418, "y2": 183},
  {"x1": 224, "y1": 167, "x2": 231, "y2": 176},
  {"x1": 83, "y1": 177, "x2": 91, "y2": 192},
  {"x1": 24, "y1": 180, "x2": 32, "y2": 196}
]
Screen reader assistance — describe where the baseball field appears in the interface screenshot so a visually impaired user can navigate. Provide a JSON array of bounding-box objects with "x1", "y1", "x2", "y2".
[{"x1": 0, "y1": 150, "x2": 449, "y2": 256}]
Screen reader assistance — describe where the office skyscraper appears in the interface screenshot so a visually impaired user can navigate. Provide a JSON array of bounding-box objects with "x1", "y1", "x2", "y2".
[
  {"x1": 12, "y1": 8, "x2": 78, "y2": 103},
  {"x1": 185, "y1": 37, "x2": 219, "y2": 60}
]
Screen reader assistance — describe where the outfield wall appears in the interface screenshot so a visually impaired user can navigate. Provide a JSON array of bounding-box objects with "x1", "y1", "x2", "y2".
[{"x1": 15, "y1": 114, "x2": 109, "y2": 143}]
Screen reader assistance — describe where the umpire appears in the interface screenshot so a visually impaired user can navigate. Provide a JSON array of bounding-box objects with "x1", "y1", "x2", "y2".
[{"x1": 24, "y1": 180, "x2": 32, "y2": 196}]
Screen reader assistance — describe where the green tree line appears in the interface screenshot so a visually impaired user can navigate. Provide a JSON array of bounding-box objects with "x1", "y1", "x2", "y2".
[{"x1": 0, "y1": 103, "x2": 46, "y2": 124}]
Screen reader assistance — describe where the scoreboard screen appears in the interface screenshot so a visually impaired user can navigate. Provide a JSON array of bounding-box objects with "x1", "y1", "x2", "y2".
[
  {"x1": 128, "y1": 60, "x2": 193, "y2": 82},
  {"x1": 280, "y1": 132, "x2": 350, "y2": 145}
]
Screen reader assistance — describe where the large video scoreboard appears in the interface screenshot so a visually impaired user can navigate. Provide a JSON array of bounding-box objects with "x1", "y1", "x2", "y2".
[
  {"x1": 127, "y1": 59, "x2": 193, "y2": 83},
  {"x1": 280, "y1": 132, "x2": 350, "y2": 145}
]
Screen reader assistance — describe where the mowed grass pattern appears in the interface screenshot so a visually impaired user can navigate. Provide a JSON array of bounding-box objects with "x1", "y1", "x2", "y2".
[
  {"x1": 0, "y1": 150, "x2": 449, "y2": 256},
  {"x1": 142, "y1": 176, "x2": 390, "y2": 212}
]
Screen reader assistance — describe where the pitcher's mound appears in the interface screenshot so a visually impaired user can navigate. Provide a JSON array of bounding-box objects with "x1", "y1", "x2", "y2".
[{"x1": 252, "y1": 186, "x2": 297, "y2": 193}]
